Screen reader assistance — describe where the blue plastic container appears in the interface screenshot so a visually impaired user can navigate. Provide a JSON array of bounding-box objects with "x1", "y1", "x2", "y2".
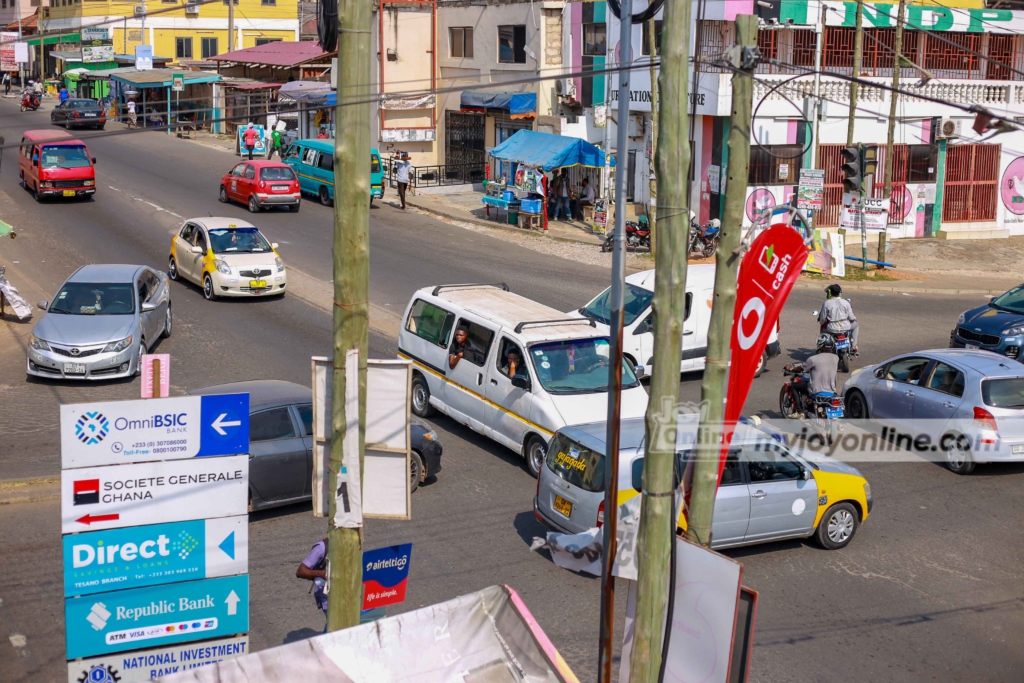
[
  {"x1": 520, "y1": 198, "x2": 542, "y2": 214},
  {"x1": 502, "y1": 190, "x2": 515, "y2": 201}
]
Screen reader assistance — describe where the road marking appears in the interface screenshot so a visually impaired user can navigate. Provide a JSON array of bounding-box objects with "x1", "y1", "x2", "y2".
[
  {"x1": 284, "y1": 266, "x2": 402, "y2": 338},
  {"x1": 9, "y1": 634, "x2": 27, "y2": 648}
]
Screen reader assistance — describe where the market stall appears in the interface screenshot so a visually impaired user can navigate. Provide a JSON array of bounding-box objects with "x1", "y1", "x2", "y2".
[{"x1": 487, "y1": 129, "x2": 614, "y2": 232}]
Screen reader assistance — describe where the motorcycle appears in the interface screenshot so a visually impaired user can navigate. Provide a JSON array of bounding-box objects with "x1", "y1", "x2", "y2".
[
  {"x1": 600, "y1": 220, "x2": 650, "y2": 252},
  {"x1": 20, "y1": 90, "x2": 40, "y2": 112},
  {"x1": 688, "y1": 218, "x2": 721, "y2": 258},
  {"x1": 779, "y1": 367, "x2": 844, "y2": 445},
  {"x1": 811, "y1": 308, "x2": 858, "y2": 372}
]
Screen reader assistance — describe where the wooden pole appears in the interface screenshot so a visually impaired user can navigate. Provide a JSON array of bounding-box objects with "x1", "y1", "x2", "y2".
[
  {"x1": 686, "y1": 14, "x2": 757, "y2": 548},
  {"x1": 646, "y1": 18, "x2": 659, "y2": 257},
  {"x1": 847, "y1": 0, "x2": 864, "y2": 146},
  {"x1": 326, "y1": 0, "x2": 371, "y2": 632},
  {"x1": 883, "y1": 0, "x2": 907, "y2": 199},
  {"x1": 628, "y1": 0, "x2": 691, "y2": 679}
]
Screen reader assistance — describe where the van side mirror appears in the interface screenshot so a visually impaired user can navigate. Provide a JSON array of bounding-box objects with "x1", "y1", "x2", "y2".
[
  {"x1": 511, "y1": 375, "x2": 530, "y2": 390},
  {"x1": 92, "y1": 157, "x2": 97, "y2": 164},
  {"x1": 141, "y1": 301, "x2": 156, "y2": 312},
  {"x1": 37, "y1": 300, "x2": 48, "y2": 311},
  {"x1": 802, "y1": 467, "x2": 811, "y2": 480},
  {"x1": 271, "y1": 242, "x2": 279, "y2": 249}
]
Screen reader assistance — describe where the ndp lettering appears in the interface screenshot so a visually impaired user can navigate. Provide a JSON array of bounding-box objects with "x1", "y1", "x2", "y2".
[
  {"x1": 114, "y1": 413, "x2": 188, "y2": 432},
  {"x1": 73, "y1": 534, "x2": 171, "y2": 568}
]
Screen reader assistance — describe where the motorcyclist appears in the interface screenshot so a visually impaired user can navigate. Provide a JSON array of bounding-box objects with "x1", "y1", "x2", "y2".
[
  {"x1": 818, "y1": 284, "x2": 859, "y2": 352},
  {"x1": 785, "y1": 334, "x2": 840, "y2": 412}
]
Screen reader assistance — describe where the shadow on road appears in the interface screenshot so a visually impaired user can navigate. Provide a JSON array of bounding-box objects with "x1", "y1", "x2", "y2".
[{"x1": 283, "y1": 627, "x2": 321, "y2": 644}]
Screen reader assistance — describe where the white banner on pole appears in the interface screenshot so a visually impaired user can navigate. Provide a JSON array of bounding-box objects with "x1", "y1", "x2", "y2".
[{"x1": 333, "y1": 350, "x2": 363, "y2": 528}]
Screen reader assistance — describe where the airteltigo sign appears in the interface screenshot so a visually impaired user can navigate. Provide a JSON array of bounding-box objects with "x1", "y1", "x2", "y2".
[
  {"x1": 63, "y1": 517, "x2": 248, "y2": 597},
  {"x1": 60, "y1": 393, "x2": 250, "y2": 469},
  {"x1": 65, "y1": 574, "x2": 249, "y2": 659},
  {"x1": 67, "y1": 635, "x2": 249, "y2": 683}
]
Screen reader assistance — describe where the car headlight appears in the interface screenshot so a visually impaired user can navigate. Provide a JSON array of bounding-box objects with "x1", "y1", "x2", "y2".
[
  {"x1": 214, "y1": 259, "x2": 232, "y2": 275},
  {"x1": 422, "y1": 429, "x2": 437, "y2": 441},
  {"x1": 28, "y1": 334, "x2": 50, "y2": 351},
  {"x1": 40, "y1": 181, "x2": 52, "y2": 188},
  {"x1": 275, "y1": 257, "x2": 285, "y2": 273},
  {"x1": 1002, "y1": 325, "x2": 1024, "y2": 336},
  {"x1": 102, "y1": 335, "x2": 133, "y2": 353},
  {"x1": 83, "y1": 180, "x2": 94, "y2": 187},
  {"x1": 958, "y1": 313, "x2": 966, "y2": 324},
  {"x1": 863, "y1": 482, "x2": 871, "y2": 499}
]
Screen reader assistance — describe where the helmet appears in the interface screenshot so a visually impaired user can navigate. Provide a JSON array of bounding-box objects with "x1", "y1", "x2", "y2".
[
  {"x1": 816, "y1": 334, "x2": 836, "y2": 354},
  {"x1": 689, "y1": 209, "x2": 697, "y2": 223},
  {"x1": 825, "y1": 284, "x2": 842, "y2": 299},
  {"x1": 708, "y1": 218, "x2": 721, "y2": 228}
]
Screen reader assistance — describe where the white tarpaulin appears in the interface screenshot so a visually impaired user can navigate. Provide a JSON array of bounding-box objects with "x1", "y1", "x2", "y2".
[
  {"x1": 0, "y1": 275, "x2": 33, "y2": 320},
  {"x1": 530, "y1": 495, "x2": 643, "y2": 580},
  {"x1": 154, "y1": 585, "x2": 580, "y2": 683}
]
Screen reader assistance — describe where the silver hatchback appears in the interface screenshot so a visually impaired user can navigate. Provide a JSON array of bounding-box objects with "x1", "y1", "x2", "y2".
[{"x1": 26, "y1": 264, "x2": 170, "y2": 380}]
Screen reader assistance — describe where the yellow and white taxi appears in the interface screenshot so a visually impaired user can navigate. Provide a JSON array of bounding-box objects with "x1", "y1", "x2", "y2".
[{"x1": 168, "y1": 218, "x2": 286, "y2": 300}]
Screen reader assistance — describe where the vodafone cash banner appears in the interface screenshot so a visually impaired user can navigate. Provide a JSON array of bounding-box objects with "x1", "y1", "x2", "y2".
[{"x1": 720, "y1": 224, "x2": 808, "y2": 478}]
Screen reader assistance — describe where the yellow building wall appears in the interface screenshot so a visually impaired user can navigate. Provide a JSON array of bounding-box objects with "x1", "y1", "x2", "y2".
[{"x1": 48, "y1": 0, "x2": 297, "y2": 21}]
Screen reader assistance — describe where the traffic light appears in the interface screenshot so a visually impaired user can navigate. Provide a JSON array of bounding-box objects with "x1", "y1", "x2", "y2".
[
  {"x1": 862, "y1": 144, "x2": 879, "y2": 177},
  {"x1": 841, "y1": 145, "x2": 863, "y2": 194}
]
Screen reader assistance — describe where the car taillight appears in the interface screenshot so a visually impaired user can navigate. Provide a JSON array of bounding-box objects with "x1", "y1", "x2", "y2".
[
  {"x1": 597, "y1": 500, "x2": 605, "y2": 529},
  {"x1": 259, "y1": 181, "x2": 266, "y2": 189},
  {"x1": 831, "y1": 398, "x2": 843, "y2": 407},
  {"x1": 973, "y1": 406, "x2": 998, "y2": 432},
  {"x1": 73, "y1": 111, "x2": 81, "y2": 118}
]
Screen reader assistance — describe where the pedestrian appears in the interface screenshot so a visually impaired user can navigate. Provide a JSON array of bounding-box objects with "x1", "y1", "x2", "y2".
[
  {"x1": 295, "y1": 537, "x2": 329, "y2": 632},
  {"x1": 268, "y1": 126, "x2": 283, "y2": 160},
  {"x1": 395, "y1": 152, "x2": 412, "y2": 210},
  {"x1": 59, "y1": 84, "x2": 68, "y2": 104},
  {"x1": 2, "y1": 72, "x2": 10, "y2": 97},
  {"x1": 552, "y1": 169, "x2": 572, "y2": 221},
  {"x1": 243, "y1": 123, "x2": 259, "y2": 161},
  {"x1": 126, "y1": 98, "x2": 137, "y2": 129}
]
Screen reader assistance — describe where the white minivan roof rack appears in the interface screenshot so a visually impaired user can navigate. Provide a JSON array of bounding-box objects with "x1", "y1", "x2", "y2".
[{"x1": 432, "y1": 282, "x2": 509, "y2": 296}]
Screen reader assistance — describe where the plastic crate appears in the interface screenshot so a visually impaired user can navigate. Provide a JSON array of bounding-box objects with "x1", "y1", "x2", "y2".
[
  {"x1": 520, "y1": 198, "x2": 543, "y2": 214},
  {"x1": 502, "y1": 190, "x2": 515, "y2": 201}
]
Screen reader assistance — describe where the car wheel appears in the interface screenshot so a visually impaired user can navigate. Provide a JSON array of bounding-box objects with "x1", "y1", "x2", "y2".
[
  {"x1": 319, "y1": 186, "x2": 331, "y2": 206},
  {"x1": 410, "y1": 450, "x2": 424, "y2": 493},
  {"x1": 163, "y1": 304, "x2": 172, "y2": 338},
  {"x1": 203, "y1": 273, "x2": 216, "y2": 301},
  {"x1": 525, "y1": 434, "x2": 547, "y2": 479},
  {"x1": 779, "y1": 385, "x2": 800, "y2": 418},
  {"x1": 411, "y1": 374, "x2": 434, "y2": 417},
  {"x1": 134, "y1": 341, "x2": 147, "y2": 376},
  {"x1": 291, "y1": 202, "x2": 301, "y2": 213},
  {"x1": 219, "y1": 186, "x2": 229, "y2": 203},
  {"x1": 815, "y1": 502, "x2": 859, "y2": 549},
  {"x1": 168, "y1": 256, "x2": 178, "y2": 281},
  {"x1": 845, "y1": 389, "x2": 869, "y2": 419},
  {"x1": 248, "y1": 195, "x2": 260, "y2": 213},
  {"x1": 32, "y1": 182, "x2": 42, "y2": 203},
  {"x1": 65, "y1": 118, "x2": 71, "y2": 130},
  {"x1": 945, "y1": 433, "x2": 976, "y2": 475}
]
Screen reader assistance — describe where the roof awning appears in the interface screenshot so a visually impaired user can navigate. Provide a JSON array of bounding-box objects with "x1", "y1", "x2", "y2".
[
  {"x1": 110, "y1": 69, "x2": 222, "y2": 89},
  {"x1": 460, "y1": 91, "x2": 536, "y2": 118},
  {"x1": 25, "y1": 32, "x2": 80, "y2": 47},
  {"x1": 489, "y1": 130, "x2": 614, "y2": 171}
]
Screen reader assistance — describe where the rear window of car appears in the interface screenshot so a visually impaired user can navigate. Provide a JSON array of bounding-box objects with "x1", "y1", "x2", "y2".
[
  {"x1": 261, "y1": 167, "x2": 295, "y2": 181},
  {"x1": 981, "y1": 378, "x2": 1024, "y2": 409},
  {"x1": 546, "y1": 433, "x2": 604, "y2": 493}
]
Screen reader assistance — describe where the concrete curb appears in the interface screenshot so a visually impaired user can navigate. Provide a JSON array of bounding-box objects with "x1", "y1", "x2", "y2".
[
  {"x1": 0, "y1": 476, "x2": 60, "y2": 506},
  {"x1": 794, "y1": 281, "x2": 1002, "y2": 296}
]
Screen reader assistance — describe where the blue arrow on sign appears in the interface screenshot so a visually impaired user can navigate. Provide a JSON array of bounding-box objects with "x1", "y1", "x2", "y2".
[
  {"x1": 219, "y1": 531, "x2": 236, "y2": 560},
  {"x1": 198, "y1": 394, "x2": 250, "y2": 457}
]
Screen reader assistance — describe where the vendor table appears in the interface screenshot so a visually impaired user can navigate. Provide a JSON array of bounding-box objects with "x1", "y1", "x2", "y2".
[{"x1": 482, "y1": 194, "x2": 520, "y2": 225}]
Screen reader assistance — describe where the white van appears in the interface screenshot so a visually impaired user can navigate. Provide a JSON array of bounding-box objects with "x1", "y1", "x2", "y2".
[
  {"x1": 398, "y1": 284, "x2": 649, "y2": 477},
  {"x1": 571, "y1": 265, "x2": 782, "y2": 377}
]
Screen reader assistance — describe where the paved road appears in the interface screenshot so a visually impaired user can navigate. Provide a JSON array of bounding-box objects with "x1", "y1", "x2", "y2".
[{"x1": 1, "y1": 101, "x2": 1022, "y2": 683}]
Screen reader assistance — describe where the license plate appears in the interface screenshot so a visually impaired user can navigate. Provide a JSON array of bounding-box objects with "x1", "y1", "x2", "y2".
[
  {"x1": 64, "y1": 363, "x2": 86, "y2": 374},
  {"x1": 965, "y1": 343, "x2": 979, "y2": 350},
  {"x1": 825, "y1": 408, "x2": 843, "y2": 419},
  {"x1": 1013, "y1": 445, "x2": 1024, "y2": 454},
  {"x1": 553, "y1": 495, "x2": 573, "y2": 517},
  {"x1": 272, "y1": 185, "x2": 289, "y2": 191},
  {"x1": 836, "y1": 340, "x2": 851, "y2": 350},
  {"x1": 63, "y1": 190, "x2": 76, "y2": 197},
  {"x1": 84, "y1": 113, "x2": 96, "y2": 117},
  {"x1": 249, "y1": 280, "x2": 267, "y2": 289}
]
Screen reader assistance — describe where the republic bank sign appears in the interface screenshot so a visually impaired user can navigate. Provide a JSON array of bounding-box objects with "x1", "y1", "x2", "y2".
[{"x1": 780, "y1": 0, "x2": 1024, "y2": 34}]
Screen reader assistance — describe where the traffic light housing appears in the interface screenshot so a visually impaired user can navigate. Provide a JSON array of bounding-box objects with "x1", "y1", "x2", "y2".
[
  {"x1": 841, "y1": 145, "x2": 863, "y2": 194},
  {"x1": 862, "y1": 144, "x2": 878, "y2": 176}
]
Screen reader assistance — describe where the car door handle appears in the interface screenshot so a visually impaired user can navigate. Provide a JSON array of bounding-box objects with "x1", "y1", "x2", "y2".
[
  {"x1": 904, "y1": 390, "x2": 915, "y2": 397},
  {"x1": 477, "y1": 373, "x2": 483, "y2": 386},
  {"x1": 943, "y1": 401, "x2": 955, "y2": 408},
  {"x1": 684, "y1": 331, "x2": 694, "y2": 336},
  {"x1": 490, "y1": 379, "x2": 497, "y2": 386},
  {"x1": 751, "y1": 490, "x2": 766, "y2": 499}
]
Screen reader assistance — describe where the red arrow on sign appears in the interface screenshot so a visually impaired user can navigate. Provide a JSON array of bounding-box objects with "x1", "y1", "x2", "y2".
[{"x1": 76, "y1": 513, "x2": 120, "y2": 525}]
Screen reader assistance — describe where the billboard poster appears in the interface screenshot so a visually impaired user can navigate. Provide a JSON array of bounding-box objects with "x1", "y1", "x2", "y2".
[
  {"x1": 797, "y1": 169, "x2": 825, "y2": 211},
  {"x1": 1, "y1": 32, "x2": 17, "y2": 71}
]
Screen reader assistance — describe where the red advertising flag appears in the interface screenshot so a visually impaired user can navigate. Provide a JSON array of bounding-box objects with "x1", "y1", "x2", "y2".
[{"x1": 718, "y1": 224, "x2": 808, "y2": 479}]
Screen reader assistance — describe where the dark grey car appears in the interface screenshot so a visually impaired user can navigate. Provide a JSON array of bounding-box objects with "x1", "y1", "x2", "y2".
[{"x1": 51, "y1": 98, "x2": 106, "y2": 130}]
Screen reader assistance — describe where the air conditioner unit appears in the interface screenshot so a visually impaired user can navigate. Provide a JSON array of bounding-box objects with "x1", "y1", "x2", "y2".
[
  {"x1": 133, "y1": 5, "x2": 144, "y2": 17},
  {"x1": 938, "y1": 117, "x2": 961, "y2": 140},
  {"x1": 185, "y1": 3, "x2": 199, "y2": 13},
  {"x1": 627, "y1": 115, "x2": 644, "y2": 139}
]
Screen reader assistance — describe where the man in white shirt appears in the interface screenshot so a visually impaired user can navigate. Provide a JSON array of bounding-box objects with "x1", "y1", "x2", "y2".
[
  {"x1": 576, "y1": 177, "x2": 595, "y2": 219},
  {"x1": 395, "y1": 152, "x2": 412, "y2": 209}
]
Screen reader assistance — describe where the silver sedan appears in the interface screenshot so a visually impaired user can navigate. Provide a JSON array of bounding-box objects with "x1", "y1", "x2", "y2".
[
  {"x1": 26, "y1": 264, "x2": 171, "y2": 380},
  {"x1": 843, "y1": 349, "x2": 1024, "y2": 474}
]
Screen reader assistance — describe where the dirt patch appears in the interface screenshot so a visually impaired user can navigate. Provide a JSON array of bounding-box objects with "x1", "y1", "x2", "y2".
[{"x1": 886, "y1": 236, "x2": 1024, "y2": 277}]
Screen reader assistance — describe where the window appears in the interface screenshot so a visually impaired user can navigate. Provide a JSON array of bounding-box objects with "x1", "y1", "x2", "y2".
[
  {"x1": 222, "y1": 0, "x2": 238, "y2": 4},
  {"x1": 981, "y1": 378, "x2": 1024, "y2": 409},
  {"x1": 317, "y1": 153, "x2": 334, "y2": 172},
  {"x1": 243, "y1": 165, "x2": 256, "y2": 180},
  {"x1": 256, "y1": 38, "x2": 282, "y2": 46},
  {"x1": 528, "y1": 338, "x2": 640, "y2": 394},
  {"x1": 262, "y1": 0, "x2": 276, "y2": 4},
  {"x1": 405, "y1": 299, "x2": 456, "y2": 347},
  {"x1": 137, "y1": 271, "x2": 157, "y2": 303},
  {"x1": 719, "y1": 451, "x2": 743, "y2": 486},
  {"x1": 193, "y1": 229, "x2": 208, "y2": 253},
  {"x1": 926, "y1": 362, "x2": 965, "y2": 398},
  {"x1": 496, "y1": 338, "x2": 527, "y2": 379},
  {"x1": 230, "y1": 162, "x2": 246, "y2": 176},
  {"x1": 582, "y1": 282, "x2": 654, "y2": 327},
  {"x1": 297, "y1": 404, "x2": 313, "y2": 436},
  {"x1": 748, "y1": 144, "x2": 803, "y2": 185},
  {"x1": 498, "y1": 25, "x2": 526, "y2": 64},
  {"x1": 371, "y1": 154, "x2": 381, "y2": 174},
  {"x1": 201, "y1": 37, "x2": 218, "y2": 59},
  {"x1": 885, "y1": 357, "x2": 931, "y2": 384},
  {"x1": 641, "y1": 20, "x2": 663, "y2": 56},
  {"x1": 250, "y1": 407, "x2": 297, "y2": 442},
  {"x1": 302, "y1": 147, "x2": 318, "y2": 165},
  {"x1": 176, "y1": 37, "x2": 193, "y2": 60},
  {"x1": 450, "y1": 319, "x2": 494, "y2": 367},
  {"x1": 284, "y1": 144, "x2": 301, "y2": 160},
  {"x1": 583, "y1": 23, "x2": 606, "y2": 56},
  {"x1": 907, "y1": 144, "x2": 937, "y2": 183},
  {"x1": 744, "y1": 444, "x2": 802, "y2": 482},
  {"x1": 547, "y1": 433, "x2": 604, "y2": 492},
  {"x1": 179, "y1": 223, "x2": 195, "y2": 241},
  {"x1": 260, "y1": 166, "x2": 295, "y2": 181},
  {"x1": 450, "y1": 27, "x2": 473, "y2": 58}
]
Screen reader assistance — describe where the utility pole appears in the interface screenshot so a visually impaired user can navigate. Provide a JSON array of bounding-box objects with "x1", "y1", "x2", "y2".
[
  {"x1": 141, "y1": 1, "x2": 147, "y2": 46},
  {"x1": 326, "y1": 0, "x2": 371, "y2": 632},
  {"x1": 228, "y1": 0, "x2": 235, "y2": 52},
  {"x1": 883, "y1": 0, "x2": 907, "y2": 198},
  {"x1": 646, "y1": 18, "x2": 659, "y2": 256},
  {"x1": 598, "y1": 0, "x2": 632, "y2": 677},
  {"x1": 628, "y1": 0, "x2": 691, "y2": 679},
  {"x1": 600, "y1": 10, "x2": 614, "y2": 214},
  {"x1": 686, "y1": 14, "x2": 757, "y2": 548},
  {"x1": 846, "y1": 0, "x2": 863, "y2": 146}
]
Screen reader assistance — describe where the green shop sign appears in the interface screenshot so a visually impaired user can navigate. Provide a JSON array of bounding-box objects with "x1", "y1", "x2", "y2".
[{"x1": 779, "y1": 1, "x2": 1023, "y2": 33}]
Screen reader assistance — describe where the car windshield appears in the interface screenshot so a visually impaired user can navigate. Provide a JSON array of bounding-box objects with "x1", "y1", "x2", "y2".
[
  {"x1": 990, "y1": 286, "x2": 1024, "y2": 314},
  {"x1": 49, "y1": 282, "x2": 135, "y2": 315},
  {"x1": 981, "y1": 378, "x2": 1024, "y2": 409},
  {"x1": 69, "y1": 100, "x2": 95, "y2": 108},
  {"x1": 529, "y1": 338, "x2": 640, "y2": 394},
  {"x1": 371, "y1": 155, "x2": 381, "y2": 173},
  {"x1": 546, "y1": 433, "x2": 604, "y2": 493},
  {"x1": 40, "y1": 144, "x2": 91, "y2": 169},
  {"x1": 580, "y1": 283, "x2": 654, "y2": 327},
  {"x1": 209, "y1": 227, "x2": 271, "y2": 253},
  {"x1": 260, "y1": 167, "x2": 295, "y2": 181}
]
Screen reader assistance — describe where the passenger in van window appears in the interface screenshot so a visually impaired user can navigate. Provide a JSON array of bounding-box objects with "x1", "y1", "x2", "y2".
[
  {"x1": 449, "y1": 327, "x2": 479, "y2": 369},
  {"x1": 502, "y1": 347, "x2": 524, "y2": 378}
]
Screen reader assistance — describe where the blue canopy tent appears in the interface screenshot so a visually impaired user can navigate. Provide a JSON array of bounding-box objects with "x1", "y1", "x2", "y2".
[
  {"x1": 488, "y1": 130, "x2": 614, "y2": 172},
  {"x1": 460, "y1": 92, "x2": 536, "y2": 118}
]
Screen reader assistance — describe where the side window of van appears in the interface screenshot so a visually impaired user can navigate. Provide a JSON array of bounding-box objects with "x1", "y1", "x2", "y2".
[
  {"x1": 302, "y1": 148, "x2": 318, "y2": 166},
  {"x1": 451, "y1": 319, "x2": 494, "y2": 367},
  {"x1": 317, "y1": 153, "x2": 334, "y2": 172},
  {"x1": 284, "y1": 144, "x2": 301, "y2": 161},
  {"x1": 685, "y1": 292, "x2": 692, "y2": 321},
  {"x1": 405, "y1": 299, "x2": 455, "y2": 347}
]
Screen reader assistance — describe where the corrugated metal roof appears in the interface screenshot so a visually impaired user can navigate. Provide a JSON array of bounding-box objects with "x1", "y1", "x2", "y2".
[
  {"x1": 209, "y1": 41, "x2": 334, "y2": 67},
  {"x1": 109, "y1": 69, "x2": 222, "y2": 88}
]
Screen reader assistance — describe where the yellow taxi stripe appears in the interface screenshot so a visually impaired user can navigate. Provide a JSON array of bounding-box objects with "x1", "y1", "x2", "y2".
[
  {"x1": 297, "y1": 171, "x2": 333, "y2": 187},
  {"x1": 398, "y1": 352, "x2": 554, "y2": 438}
]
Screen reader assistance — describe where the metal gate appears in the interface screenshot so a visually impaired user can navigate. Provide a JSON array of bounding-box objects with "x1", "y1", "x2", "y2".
[
  {"x1": 444, "y1": 110, "x2": 486, "y2": 182},
  {"x1": 943, "y1": 144, "x2": 1000, "y2": 223}
]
